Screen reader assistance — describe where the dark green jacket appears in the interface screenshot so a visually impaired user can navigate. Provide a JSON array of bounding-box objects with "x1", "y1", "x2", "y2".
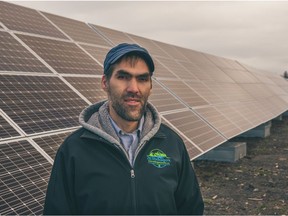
[{"x1": 43, "y1": 101, "x2": 204, "y2": 215}]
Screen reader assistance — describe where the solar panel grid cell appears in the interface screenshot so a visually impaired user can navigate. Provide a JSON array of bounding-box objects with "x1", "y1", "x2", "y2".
[
  {"x1": 127, "y1": 34, "x2": 170, "y2": 58},
  {"x1": 0, "y1": 75, "x2": 87, "y2": 134},
  {"x1": 265, "y1": 97, "x2": 288, "y2": 115},
  {"x1": 0, "y1": 115, "x2": 21, "y2": 139},
  {"x1": 245, "y1": 67, "x2": 275, "y2": 84},
  {"x1": 204, "y1": 53, "x2": 245, "y2": 70},
  {"x1": 180, "y1": 61, "x2": 214, "y2": 81},
  {"x1": 268, "y1": 75, "x2": 288, "y2": 86},
  {"x1": 177, "y1": 48, "x2": 213, "y2": 66},
  {"x1": 214, "y1": 103, "x2": 254, "y2": 131},
  {"x1": 92, "y1": 24, "x2": 135, "y2": 45},
  {"x1": 149, "y1": 81, "x2": 186, "y2": 112},
  {"x1": 233, "y1": 102, "x2": 266, "y2": 126},
  {"x1": 33, "y1": 132, "x2": 72, "y2": 159},
  {"x1": 185, "y1": 81, "x2": 223, "y2": 105},
  {"x1": 221, "y1": 68, "x2": 259, "y2": 83},
  {"x1": 0, "y1": 140, "x2": 51, "y2": 215},
  {"x1": 63, "y1": 77, "x2": 106, "y2": 103},
  {"x1": 267, "y1": 84, "x2": 288, "y2": 95},
  {"x1": 226, "y1": 60, "x2": 247, "y2": 71},
  {"x1": 153, "y1": 57, "x2": 178, "y2": 79},
  {"x1": 80, "y1": 44, "x2": 110, "y2": 66},
  {"x1": 199, "y1": 64, "x2": 235, "y2": 83},
  {"x1": 240, "y1": 83, "x2": 274, "y2": 99},
  {"x1": 155, "y1": 41, "x2": 189, "y2": 61},
  {"x1": 163, "y1": 110, "x2": 226, "y2": 151},
  {"x1": 205, "y1": 82, "x2": 254, "y2": 102},
  {"x1": 42, "y1": 12, "x2": 111, "y2": 47},
  {"x1": 194, "y1": 106, "x2": 242, "y2": 139},
  {"x1": 156, "y1": 57, "x2": 199, "y2": 80},
  {"x1": 0, "y1": 1, "x2": 67, "y2": 39},
  {"x1": 279, "y1": 95, "x2": 288, "y2": 104},
  {"x1": 160, "y1": 80, "x2": 209, "y2": 107},
  {"x1": 161, "y1": 117, "x2": 202, "y2": 159},
  {"x1": 16, "y1": 34, "x2": 102, "y2": 75},
  {"x1": 0, "y1": 31, "x2": 51, "y2": 73}
]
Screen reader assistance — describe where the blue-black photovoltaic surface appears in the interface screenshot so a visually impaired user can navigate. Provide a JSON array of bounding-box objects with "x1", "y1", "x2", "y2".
[
  {"x1": 0, "y1": 140, "x2": 51, "y2": 215},
  {"x1": 0, "y1": 1, "x2": 288, "y2": 215}
]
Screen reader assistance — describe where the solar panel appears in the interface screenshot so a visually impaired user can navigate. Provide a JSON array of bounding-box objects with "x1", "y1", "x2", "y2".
[
  {"x1": 268, "y1": 74, "x2": 288, "y2": 86},
  {"x1": 205, "y1": 53, "x2": 243, "y2": 70},
  {"x1": 16, "y1": 34, "x2": 103, "y2": 75},
  {"x1": 194, "y1": 106, "x2": 242, "y2": 139},
  {"x1": 0, "y1": 1, "x2": 67, "y2": 39},
  {"x1": 0, "y1": 140, "x2": 51, "y2": 215},
  {"x1": 155, "y1": 41, "x2": 190, "y2": 61},
  {"x1": 127, "y1": 33, "x2": 170, "y2": 58},
  {"x1": 0, "y1": 31, "x2": 51, "y2": 73},
  {"x1": 79, "y1": 44, "x2": 110, "y2": 67},
  {"x1": 153, "y1": 57, "x2": 179, "y2": 79},
  {"x1": 0, "y1": 74, "x2": 87, "y2": 134},
  {"x1": 261, "y1": 97, "x2": 288, "y2": 117},
  {"x1": 214, "y1": 103, "x2": 254, "y2": 131},
  {"x1": 243, "y1": 65, "x2": 275, "y2": 84},
  {"x1": 279, "y1": 95, "x2": 288, "y2": 104},
  {"x1": 184, "y1": 81, "x2": 224, "y2": 105},
  {"x1": 267, "y1": 84, "x2": 288, "y2": 95},
  {"x1": 33, "y1": 131, "x2": 73, "y2": 160},
  {"x1": 233, "y1": 101, "x2": 267, "y2": 126},
  {"x1": 0, "y1": 115, "x2": 21, "y2": 139},
  {"x1": 91, "y1": 24, "x2": 135, "y2": 45},
  {"x1": 221, "y1": 68, "x2": 259, "y2": 83},
  {"x1": 180, "y1": 61, "x2": 214, "y2": 81},
  {"x1": 42, "y1": 12, "x2": 111, "y2": 46},
  {"x1": 161, "y1": 117, "x2": 202, "y2": 159},
  {"x1": 204, "y1": 82, "x2": 254, "y2": 102},
  {"x1": 159, "y1": 80, "x2": 209, "y2": 107},
  {"x1": 240, "y1": 83, "x2": 274, "y2": 99},
  {"x1": 155, "y1": 57, "x2": 200, "y2": 80},
  {"x1": 176, "y1": 47, "x2": 213, "y2": 65},
  {"x1": 149, "y1": 80, "x2": 186, "y2": 112},
  {"x1": 198, "y1": 64, "x2": 235, "y2": 83},
  {"x1": 63, "y1": 76, "x2": 107, "y2": 103},
  {"x1": 162, "y1": 110, "x2": 226, "y2": 151}
]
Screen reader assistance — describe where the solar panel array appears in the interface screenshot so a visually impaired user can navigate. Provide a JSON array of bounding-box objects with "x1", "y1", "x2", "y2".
[{"x1": 1, "y1": 1, "x2": 288, "y2": 214}]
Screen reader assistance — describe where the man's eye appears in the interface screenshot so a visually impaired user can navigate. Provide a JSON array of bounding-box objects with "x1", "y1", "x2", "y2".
[
  {"x1": 117, "y1": 75, "x2": 127, "y2": 79},
  {"x1": 138, "y1": 76, "x2": 149, "y2": 82}
]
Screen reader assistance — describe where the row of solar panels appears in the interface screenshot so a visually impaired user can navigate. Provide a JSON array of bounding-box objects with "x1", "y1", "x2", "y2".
[{"x1": 1, "y1": 1, "x2": 288, "y2": 214}]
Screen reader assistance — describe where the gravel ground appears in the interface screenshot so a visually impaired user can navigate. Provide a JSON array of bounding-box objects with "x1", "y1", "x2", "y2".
[{"x1": 194, "y1": 115, "x2": 288, "y2": 215}]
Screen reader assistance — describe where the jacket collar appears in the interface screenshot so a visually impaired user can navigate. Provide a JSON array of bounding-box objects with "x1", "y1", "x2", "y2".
[
  {"x1": 79, "y1": 100, "x2": 162, "y2": 145},
  {"x1": 80, "y1": 124, "x2": 166, "y2": 142}
]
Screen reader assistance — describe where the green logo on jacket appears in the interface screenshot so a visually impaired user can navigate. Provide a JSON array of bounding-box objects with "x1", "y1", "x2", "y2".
[{"x1": 147, "y1": 149, "x2": 171, "y2": 168}]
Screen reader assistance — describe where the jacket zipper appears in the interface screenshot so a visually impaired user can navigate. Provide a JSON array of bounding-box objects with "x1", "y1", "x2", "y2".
[
  {"x1": 113, "y1": 144, "x2": 137, "y2": 213},
  {"x1": 130, "y1": 169, "x2": 137, "y2": 214}
]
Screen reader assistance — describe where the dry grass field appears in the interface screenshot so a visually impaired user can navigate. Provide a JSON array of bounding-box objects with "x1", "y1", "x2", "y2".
[{"x1": 194, "y1": 116, "x2": 288, "y2": 215}]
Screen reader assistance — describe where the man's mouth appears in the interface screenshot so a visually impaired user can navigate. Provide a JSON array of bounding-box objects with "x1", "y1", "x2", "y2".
[{"x1": 124, "y1": 97, "x2": 141, "y2": 105}]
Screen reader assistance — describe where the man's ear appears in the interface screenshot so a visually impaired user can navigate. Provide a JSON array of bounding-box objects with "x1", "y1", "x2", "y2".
[{"x1": 101, "y1": 75, "x2": 108, "y2": 92}]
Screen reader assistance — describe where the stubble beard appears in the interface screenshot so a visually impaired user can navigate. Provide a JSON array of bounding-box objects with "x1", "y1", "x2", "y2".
[{"x1": 107, "y1": 87, "x2": 148, "y2": 122}]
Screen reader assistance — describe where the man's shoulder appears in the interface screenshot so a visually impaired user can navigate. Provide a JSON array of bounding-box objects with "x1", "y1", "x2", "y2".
[
  {"x1": 159, "y1": 123, "x2": 183, "y2": 142},
  {"x1": 60, "y1": 127, "x2": 88, "y2": 148}
]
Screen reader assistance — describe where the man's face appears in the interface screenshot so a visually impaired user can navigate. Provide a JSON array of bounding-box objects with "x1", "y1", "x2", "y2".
[{"x1": 102, "y1": 58, "x2": 152, "y2": 123}]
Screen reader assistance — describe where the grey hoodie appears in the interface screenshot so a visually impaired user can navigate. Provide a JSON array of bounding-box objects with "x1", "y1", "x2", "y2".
[{"x1": 79, "y1": 100, "x2": 162, "y2": 164}]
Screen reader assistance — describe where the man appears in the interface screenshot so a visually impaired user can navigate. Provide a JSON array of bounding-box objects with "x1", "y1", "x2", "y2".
[{"x1": 43, "y1": 43, "x2": 204, "y2": 214}]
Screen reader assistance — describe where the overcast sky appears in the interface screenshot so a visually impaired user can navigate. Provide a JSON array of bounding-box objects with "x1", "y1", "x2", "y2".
[{"x1": 11, "y1": 1, "x2": 288, "y2": 75}]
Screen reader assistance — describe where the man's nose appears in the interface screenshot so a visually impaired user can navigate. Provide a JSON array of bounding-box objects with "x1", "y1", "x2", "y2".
[{"x1": 127, "y1": 78, "x2": 139, "y2": 93}]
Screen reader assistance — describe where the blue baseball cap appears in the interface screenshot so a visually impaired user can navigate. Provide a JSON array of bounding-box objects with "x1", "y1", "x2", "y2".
[{"x1": 103, "y1": 43, "x2": 155, "y2": 75}]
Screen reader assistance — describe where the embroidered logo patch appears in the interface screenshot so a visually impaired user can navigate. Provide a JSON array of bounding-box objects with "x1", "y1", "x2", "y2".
[{"x1": 147, "y1": 149, "x2": 171, "y2": 168}]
